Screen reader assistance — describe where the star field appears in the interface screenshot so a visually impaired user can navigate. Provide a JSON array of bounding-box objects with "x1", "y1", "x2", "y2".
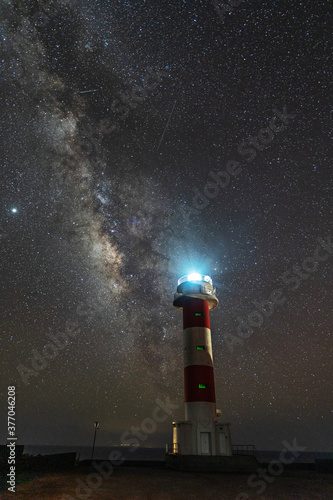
[{"x1": 1, "y1": 0, "x2": 332, "y2": 451}]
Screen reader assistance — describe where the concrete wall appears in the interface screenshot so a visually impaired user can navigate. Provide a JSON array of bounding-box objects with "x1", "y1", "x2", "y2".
[{"x1": 165, "y1": 453, "x2": 259, "y2": 473}]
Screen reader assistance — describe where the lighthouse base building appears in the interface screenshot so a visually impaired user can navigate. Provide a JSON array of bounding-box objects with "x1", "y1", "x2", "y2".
[
  {"x1": 166, "y1": 274, "x2": 258, "y2": 473},
  {"x1": 172, "y1": 420, "x2": 232, "y2": 457}
]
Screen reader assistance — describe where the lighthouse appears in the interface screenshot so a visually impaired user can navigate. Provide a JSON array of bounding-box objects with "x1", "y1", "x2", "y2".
[{"x1": 170, "y1": 273, "x2": 232, "y2": 457}]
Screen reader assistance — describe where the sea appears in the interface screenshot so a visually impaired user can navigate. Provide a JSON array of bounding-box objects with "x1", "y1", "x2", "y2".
[
  {"x1": 22, "y1": 445, "x2": 332, "y2": 464},
  {"x1": 23, "y1": 445, "x2": 166, "y2": 462}
]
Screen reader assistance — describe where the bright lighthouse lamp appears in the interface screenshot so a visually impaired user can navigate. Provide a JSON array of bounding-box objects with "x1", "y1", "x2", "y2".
[
  {"x1": 178, "y1": 274, "x2": 213, "y2": 286},
  {"x1": 188, "y1": 273, "x2": 202, "y2": 283},
  {"x1": 174, "y1": 274, "x2": 217, "y2": 310}
]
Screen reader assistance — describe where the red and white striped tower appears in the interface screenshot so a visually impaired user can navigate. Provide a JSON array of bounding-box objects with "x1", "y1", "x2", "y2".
[{"x1": 171, "y1": 273, "x2": 232, "y2": 456}]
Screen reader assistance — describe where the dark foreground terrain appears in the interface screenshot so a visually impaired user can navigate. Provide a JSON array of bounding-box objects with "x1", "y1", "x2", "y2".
[{"x1": 1, "y1": 465, "x2": 332, "y2": 499}]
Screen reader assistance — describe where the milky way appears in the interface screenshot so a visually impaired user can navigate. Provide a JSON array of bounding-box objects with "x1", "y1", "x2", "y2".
[{"x1": 1, "y1": 0, "x2": 332, "y2": 451}]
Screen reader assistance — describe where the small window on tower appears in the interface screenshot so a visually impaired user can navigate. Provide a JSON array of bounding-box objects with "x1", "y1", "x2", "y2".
[
  {"x1": 196, "y1": 346, "x2": 205, "y2": 350},
  {"x1": 198, "y1": 384, "x2": 206, "y2": 389},
  {"x1": 195, "y1": 312, "x2": 202, "y2": 316}
]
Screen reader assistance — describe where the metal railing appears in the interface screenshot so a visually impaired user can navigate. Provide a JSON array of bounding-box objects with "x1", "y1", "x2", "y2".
[{"x1": 232, "y1": 444, "x2": 263, "y2": 463}]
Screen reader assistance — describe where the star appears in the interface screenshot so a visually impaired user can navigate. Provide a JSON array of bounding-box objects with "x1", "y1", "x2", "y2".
[{"x1": 1, "y1": 0, "x2": 331, "y2": 458}]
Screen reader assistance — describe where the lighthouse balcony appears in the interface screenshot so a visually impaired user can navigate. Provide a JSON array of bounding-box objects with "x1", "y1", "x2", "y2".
[
  {"x1": 173, "y1": 284, "x2": 218, "y2": 310},
  {"x1": 173, "y1": 274, "x2": 219, "y2": 309}
]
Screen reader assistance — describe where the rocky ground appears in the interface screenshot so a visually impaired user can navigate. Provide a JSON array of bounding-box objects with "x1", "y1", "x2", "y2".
[{"x1": 1, "y1": 465, "x2": 332, "y2": 499}]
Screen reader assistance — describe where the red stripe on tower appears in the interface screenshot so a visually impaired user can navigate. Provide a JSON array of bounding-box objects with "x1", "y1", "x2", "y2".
[
  {"x1": 184, "y1": 365, "x2": 216, "y2": 402},
  {"x1": 183, "y1": 298, "x2": 210, "y2": 330},
  {"x1": 182, "y1": 297, "x2": 216, "y2": 404}
]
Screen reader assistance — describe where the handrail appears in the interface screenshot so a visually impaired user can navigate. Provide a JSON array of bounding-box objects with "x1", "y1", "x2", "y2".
[{"x1": 232, "y1": 444, "x2": 263, "y2": 463}]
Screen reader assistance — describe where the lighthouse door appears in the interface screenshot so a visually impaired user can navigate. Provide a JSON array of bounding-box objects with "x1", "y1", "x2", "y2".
[
  {"x1": 200, "y1": 432, "x2": 211, "y2": 455},
  {"x1": 219, "y1": 433, "x2": 227, "y2": 454}
]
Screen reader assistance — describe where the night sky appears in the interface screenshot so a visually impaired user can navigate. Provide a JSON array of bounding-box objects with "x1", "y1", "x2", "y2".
[{"x1": 1, "y1": 0, "x2": 332, "y2": 452}]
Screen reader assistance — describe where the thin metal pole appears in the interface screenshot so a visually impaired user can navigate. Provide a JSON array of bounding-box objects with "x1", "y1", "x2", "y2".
[{"x1": 91, "y1": 427, "x2": 97, "y2": 461}]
